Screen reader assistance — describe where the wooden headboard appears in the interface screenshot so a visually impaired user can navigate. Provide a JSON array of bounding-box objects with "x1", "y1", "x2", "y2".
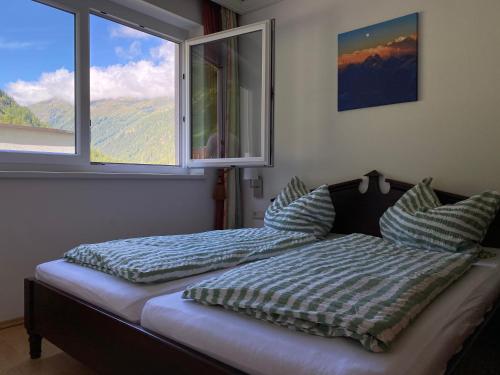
[{"x1": 329, "y1": 170, "x2": 500, "y2": 248}]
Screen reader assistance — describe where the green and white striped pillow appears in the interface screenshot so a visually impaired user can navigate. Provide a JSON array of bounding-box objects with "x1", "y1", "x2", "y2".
[
  {"x1": 264, "y1": 176, "x2": 335, "y2": 238},
  {"x1": 380, "y1": 178, "x2": 500, "y2": 252}
]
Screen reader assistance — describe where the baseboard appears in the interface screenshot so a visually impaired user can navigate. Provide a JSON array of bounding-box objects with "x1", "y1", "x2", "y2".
[{"x1": 0, "y1": 317, "x2": 24, "y2": 330}]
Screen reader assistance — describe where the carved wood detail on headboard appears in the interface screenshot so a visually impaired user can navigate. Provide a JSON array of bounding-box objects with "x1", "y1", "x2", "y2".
[{"x1": 329, "y1": 170, "x2": 500, "y2": 248}]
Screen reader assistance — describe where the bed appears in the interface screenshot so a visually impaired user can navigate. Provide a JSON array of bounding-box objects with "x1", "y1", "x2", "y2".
[
  {"x1": 35, "y1": 260, "x2": 233, "y2": 322},
  {"x1": 142, "y1": 249, "x2": 500, "y2": 375},
  {"x1": 24, "y1": 170, "x2": 500, "y2": 374},
  {"x1": 34, "y1": 231, "x2": 342, "y2": 322}
]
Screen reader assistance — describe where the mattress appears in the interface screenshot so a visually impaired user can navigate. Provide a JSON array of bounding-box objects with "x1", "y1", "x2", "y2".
[
  {"x1": 141, "y1": 248, "x2": 500, "y2": 375},
  {"x1": 35, "y1": 259, "x2": 230, "y2": 322}
]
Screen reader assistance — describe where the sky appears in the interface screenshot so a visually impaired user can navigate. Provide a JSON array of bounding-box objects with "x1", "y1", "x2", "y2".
[
  {"x1": 0, "y1": 0, "x2": 176, "y2": 106},
  {"x1": 338, "y1": 13, "x2": 418, "y2": 56}
]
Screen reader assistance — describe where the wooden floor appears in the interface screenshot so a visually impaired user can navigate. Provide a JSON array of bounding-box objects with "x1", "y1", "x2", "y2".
[{"x1": 0, "y1": 325, "x2": 94, "y2": 375}]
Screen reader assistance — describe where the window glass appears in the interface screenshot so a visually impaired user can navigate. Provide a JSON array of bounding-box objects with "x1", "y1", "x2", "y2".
[
  {"x1": 89, "y1": 15, "x2": 178, "y2": 166},
  {"x1": 0, "y1": 0, "x2": 75, "y2": 154},
  {"x1": 190, "y1": 30, "x2": 263, "y2": 160}
]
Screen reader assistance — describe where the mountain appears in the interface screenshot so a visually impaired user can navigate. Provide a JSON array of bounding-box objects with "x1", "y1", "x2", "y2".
[
  {"x1": 0, "y1": 90, "x2": 48, "y2": 128},
  {"x1": 29, "y1": 99, "x2": 74, "y2": 131},
  {"x1": 338, "y1": 53, "x2": 417, "y2": 111},
  {"x1": 29, "y1": 97, "x2": 176, "y2": 165},
  {"x1": 90, "y1": 97, "x2": 176, "y2": 165}
]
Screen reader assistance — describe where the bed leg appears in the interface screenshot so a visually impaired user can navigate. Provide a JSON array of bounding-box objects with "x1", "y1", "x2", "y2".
[
  {"x1": 28, "y1": 333, "x2": 42, "y2": 359},
  {"x1": 25, "y1": 278, "x2": 42, "y2": 359}
]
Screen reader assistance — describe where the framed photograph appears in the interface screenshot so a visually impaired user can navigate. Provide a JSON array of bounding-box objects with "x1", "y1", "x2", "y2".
[{"x1": 338, "y1": 13, "x2": 418, "y2": 111}]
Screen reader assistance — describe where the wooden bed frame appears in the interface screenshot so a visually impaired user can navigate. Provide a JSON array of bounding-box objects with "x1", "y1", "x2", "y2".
[{"x1": 24, "y1": 170, "x2": 500, "y2": 374}]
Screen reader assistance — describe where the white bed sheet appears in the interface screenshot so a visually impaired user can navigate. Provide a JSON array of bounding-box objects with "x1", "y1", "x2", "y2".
[
  {"x1": 35, "y1": 259, "x2": 230, "y2": 323},
  {"x1": 141, "y1": 249, "x2": 500, "y2": 375}
]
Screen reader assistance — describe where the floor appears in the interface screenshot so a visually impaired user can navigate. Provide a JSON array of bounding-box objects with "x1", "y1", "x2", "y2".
[
  {"x1": 0, "y1": 325, "x2": 93, "y2": 375},
  {"x1": 1, "y1": 317, "x2": 499, "y2": 375}
]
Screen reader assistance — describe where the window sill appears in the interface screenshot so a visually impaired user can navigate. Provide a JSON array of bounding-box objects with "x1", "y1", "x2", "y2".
[{"x1": 0, "y1": 169, "x2": 205, "y2": 180}]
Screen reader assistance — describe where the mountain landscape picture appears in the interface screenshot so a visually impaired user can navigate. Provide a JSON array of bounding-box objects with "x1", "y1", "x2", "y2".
[
  {"x1": 0, "y1": 1, "x2": 176, "y2": 165},
  {"x1": 338, "y1": 13, "x2": 418, "y2": 111}
]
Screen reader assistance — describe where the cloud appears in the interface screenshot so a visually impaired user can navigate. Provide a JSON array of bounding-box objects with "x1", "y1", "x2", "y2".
[
  {"x1": 110, "y1": 25, "x2": 151, "y2": 39},
  {"x1": 150, "y1": 42, "x2": 175, "y2": 62},
  {"x1": 6, "y1": 41, "x2": 176, "y2": 106},
  {"x1": 0, "y1": 38, "x2": 34, "y2": 50},
  {"x1": 89, "y1": 60, "x2": 175, "y2": 102},
  {"x1": 115, "y1": 41, "x2": 143, "y2": 60},
  {"x1": 6, "y1": 69, "x2": 75, "y2": 105}
]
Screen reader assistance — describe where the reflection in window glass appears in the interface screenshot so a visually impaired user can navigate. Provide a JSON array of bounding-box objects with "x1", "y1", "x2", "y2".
[
  {"x1": 190, "y1": 30, "x2": 263, "y2": 160},
  {"x1": 90, "y1": 15, "x2": 178, "y2": 166},
  {"x1": 0, "y1": 1, "x2": 75, "y2": 154}
]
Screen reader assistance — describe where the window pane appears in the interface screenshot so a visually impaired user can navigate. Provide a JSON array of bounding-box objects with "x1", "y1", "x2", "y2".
[
  {"x1": 90, "y1": 15, "x2": 178, "y2": 166},
  {"x1": 0, "y1": 1, "x2": 75, "y2": 154},
  {"x1": 190, "y1": 30, "x2": 263, "y2": 160}
]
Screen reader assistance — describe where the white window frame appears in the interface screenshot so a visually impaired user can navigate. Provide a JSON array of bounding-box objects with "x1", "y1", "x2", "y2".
[
  {"x1": 0, "y1": 0, "x2": 200, "y2": 177},
  {"x1": 184, "y1": 20, "x2": 274, "y2": 168}
]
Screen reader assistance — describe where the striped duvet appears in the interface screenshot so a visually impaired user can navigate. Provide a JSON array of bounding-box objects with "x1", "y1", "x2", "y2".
[
  {"x1": 64, "y1": 227, "x2": 317, "y2": 283},
  {"x1": 183, "y1": 233, "x2": 474, "y2": 352}
]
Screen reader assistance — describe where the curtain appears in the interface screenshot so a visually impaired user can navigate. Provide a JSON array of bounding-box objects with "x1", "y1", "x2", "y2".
[
  {"x1": 221, "y1": 8, "x2": 241, "y2": 229},
  {"x1": 202, "y1": 0, "x2": 242, "y2": 230},
  {"x1": 202, "y1": 0, "x2": 221, "y2": 35}
]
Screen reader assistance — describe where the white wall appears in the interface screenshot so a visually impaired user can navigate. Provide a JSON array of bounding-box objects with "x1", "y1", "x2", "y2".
[
  {"x1": 241, "y1": 0, "x2": 500, "y2": 227},
  {"x1": 143, "y1": 0, "x2": 202, "y2": 25},
  {"x1": 0, "y1": 174, "x2": 215, "y2": 321}
]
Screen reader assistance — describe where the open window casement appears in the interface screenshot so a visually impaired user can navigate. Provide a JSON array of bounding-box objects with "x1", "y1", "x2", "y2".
[{"x1": 184, "y1": 20, "x2": 274, "y2": 168}]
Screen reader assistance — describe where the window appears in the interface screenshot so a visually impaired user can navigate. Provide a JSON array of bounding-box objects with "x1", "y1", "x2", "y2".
[
  {"x1": 186, "y1": 20, "x2": 274, "y2": 167},
  {"x1": 0, "y1": 0, "x2": 273, "y2": 175},
  {"x1": 89, "y1": 15, "x2": 178, "y2": 166},
  {"x1": 0, "y1": 0, "x2": 75, "y2": 155}
]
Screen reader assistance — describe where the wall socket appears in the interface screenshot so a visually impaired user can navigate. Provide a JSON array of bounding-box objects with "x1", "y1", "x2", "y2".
[{"x1": 252, "y1": 210, "x2": 265, "y2": 220}]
